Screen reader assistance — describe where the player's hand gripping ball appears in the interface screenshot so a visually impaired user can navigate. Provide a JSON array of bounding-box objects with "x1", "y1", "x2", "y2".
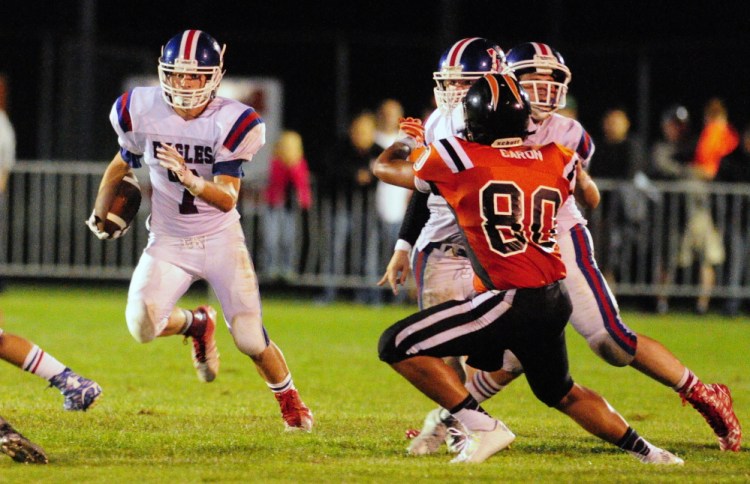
[{"x1": 86, "y1": 173, "x2": 142, "y2": 240}]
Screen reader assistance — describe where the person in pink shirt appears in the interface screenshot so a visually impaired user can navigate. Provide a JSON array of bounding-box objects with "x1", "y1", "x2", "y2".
[{"x1": 262, "y1": 130, "x2": 312, "y2": 280}]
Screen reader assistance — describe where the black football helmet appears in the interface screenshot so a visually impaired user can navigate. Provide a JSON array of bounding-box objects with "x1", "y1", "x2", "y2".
[{"x1": 463, "y1": 73, "x2": 531, "y2": 146}]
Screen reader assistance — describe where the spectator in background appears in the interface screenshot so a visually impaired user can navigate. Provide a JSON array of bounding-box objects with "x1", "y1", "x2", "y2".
[
  {"x1": 693, "y1": 98, "x2": 739, "y2": 180},
  {"x1": 677, "y1": 98, "x2": 737, "y2": 314},
  {"x1": 317, "y1": 112, "x2": 381, "y2": 304},
  {"x1": 715, "y1": 124, "x2": 750, "y2": 316},
  {"x1": 588, "y1": 108, "x2": 647, "y2": 284},
  {"x1": 650, "y1": 105, "x2": 697, "y2": 314},
  {"x1": 650, "y1": 105, "x2": 695, "y2": 181},
  {"x1": 0, "y1": 75, "x2": 15, "y2": 293},
  {"x1": 262, "y1": 131, "x2": 312, "y2": 281},
  {"x1": 374, "y1": 99, "x2": 411, "y2": 304}
]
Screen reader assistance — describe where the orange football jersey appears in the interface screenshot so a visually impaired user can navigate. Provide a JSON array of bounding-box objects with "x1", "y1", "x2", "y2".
[{"x1": 413, "y1": 136, "x2": 577, "y2": 291}]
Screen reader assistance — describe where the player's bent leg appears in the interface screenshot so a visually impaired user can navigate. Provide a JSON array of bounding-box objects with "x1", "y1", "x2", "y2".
[
  {"x1": 556, "y1": 384, "x2": 684, "y2": 465},
  {"x1": 126, "y1": 252, "x2": 193, "y2": 343},
  {"x1": 125, "y1": 299, "x2": 164, "y2": 343},
  {"x1": 232, "y1": 313, "x2": 313, "y2": 432},
  {"x1": 560, "y1": 225, "x2": 637, "y2": 366}
]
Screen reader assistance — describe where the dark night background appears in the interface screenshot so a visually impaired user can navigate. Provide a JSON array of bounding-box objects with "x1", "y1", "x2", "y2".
[{"x1": 0, "y1": 0, "x2": 748, "y2": 176}]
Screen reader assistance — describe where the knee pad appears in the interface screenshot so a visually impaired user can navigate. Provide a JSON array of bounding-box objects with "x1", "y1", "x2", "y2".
[
  {"x1": 230, "y1": 313, "x2": 269, "y2": 356},
  {"x1": 587, "y1": 331, "x2": 635, "y2": 367},
  {"x1": 125, "y1": 300, "x2": 161, "y2": 343}
]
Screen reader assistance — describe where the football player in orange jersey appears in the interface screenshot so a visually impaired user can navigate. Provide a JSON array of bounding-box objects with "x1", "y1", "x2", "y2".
[{"x1": 372, "y1": 74, "x2": 683, "y2": 465}]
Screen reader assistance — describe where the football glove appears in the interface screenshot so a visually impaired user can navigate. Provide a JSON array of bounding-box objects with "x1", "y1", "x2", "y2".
[{"x1": 398, "y1": 117, "x2": 425, "y2": 147}]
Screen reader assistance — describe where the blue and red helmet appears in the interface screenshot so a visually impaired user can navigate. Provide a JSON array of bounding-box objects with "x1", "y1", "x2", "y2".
[
  {"x1": 505, "y1": 42, "x2": 571, "y2": 119},
  {"x1": 158, "y1": 30, "x2": 225, "y2": 109},
  {"x1": 433, "y1": 38, "x2": 507, "y2": 113}
]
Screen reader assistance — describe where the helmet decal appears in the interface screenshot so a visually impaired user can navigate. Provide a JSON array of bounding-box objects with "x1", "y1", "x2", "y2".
[
  {"x1": 502, "y1": 74, "x2": 523, "y2": 105},
  {"x1": 484, "y1": 73, "x2": 501, "y2": 111}
]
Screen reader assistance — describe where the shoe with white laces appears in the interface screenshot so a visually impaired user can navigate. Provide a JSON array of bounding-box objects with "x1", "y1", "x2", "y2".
[
  {"x1": 449, "y1": 420, "x2": 515, "y2": 464},
  {"x1": 407, "y1": 408, "x2": 449, "y2": 455},
  {"x1": 187, "y1": 306, "x2": 219, "y2": 382},
  {"x1": 0, "y1": 418, "x2": 48, "y2": 464},
  {"x1": 683, "y1": 382, "x2": 741, "y2": 452},
  {"x1": 275, "y1": 388, "x2": 313, "y2": 432},
  {"x1": 48, "y1": 368, "x2": 102, "y2": 411},
  {"x1": 628, "y1": 447, "x2": 685, "y2": 465}
]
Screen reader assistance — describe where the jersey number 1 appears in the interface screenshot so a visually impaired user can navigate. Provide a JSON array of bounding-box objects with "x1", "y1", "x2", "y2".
[{"x1": 168, "y1": 169, "x2": 200, "y2": 214}]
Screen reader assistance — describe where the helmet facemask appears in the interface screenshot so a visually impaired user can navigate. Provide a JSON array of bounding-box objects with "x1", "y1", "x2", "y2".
[
  {"x1": 158, "y1": 34, "x2": 226, "y2": 110},
  {"x1": 433, "y1": 68, "x2": 483, "y2": 114},
  {"x1": 519, "y1": 78, "x2": 569, "y2": 120},
  {"x1": 509, "y1": 51, "x2": 571, "y2": 120}
]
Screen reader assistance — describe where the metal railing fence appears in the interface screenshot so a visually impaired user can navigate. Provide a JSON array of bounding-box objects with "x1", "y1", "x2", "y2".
[{"x1": 2, "y1": 162, "x2": 749, "y2": 300}]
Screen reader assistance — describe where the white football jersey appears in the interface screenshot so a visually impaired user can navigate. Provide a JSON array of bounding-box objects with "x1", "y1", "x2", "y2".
[
  {"x1": 414, "y1": 109, "x2": 595, "y2": 251},
  {"x1": 110, "y1": 86, "x2": 265, "y2": 237},
  {"x1": 414, "y1": 106, "x2": 467, "y2": 251},
  {"x1": 525, "y1": 113, "x2": 595, "y2": 233}
]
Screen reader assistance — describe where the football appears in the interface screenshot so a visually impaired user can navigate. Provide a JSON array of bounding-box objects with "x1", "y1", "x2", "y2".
[{"x1": 103, "y1": 173, "x2": 142, "y2": 237}]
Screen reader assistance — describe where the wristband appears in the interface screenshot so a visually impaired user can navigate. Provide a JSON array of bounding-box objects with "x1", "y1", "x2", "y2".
[
  {"x1": 394, "y1": 239, "x2": 412, "y2": 252},
  {"x1": 187, "y1": 176, "x2": 206, "y2": 196},
  {"x1": 397, "y1": 137, "x2": 417, "y2": 151}
]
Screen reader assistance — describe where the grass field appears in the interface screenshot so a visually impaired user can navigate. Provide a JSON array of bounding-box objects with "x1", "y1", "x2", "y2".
[{"x1": 0, "y1": 282, "x2": 748, "y2": 483}]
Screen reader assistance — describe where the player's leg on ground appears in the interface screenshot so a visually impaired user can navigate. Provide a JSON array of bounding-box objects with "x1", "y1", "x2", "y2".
[{"x1": 556, "y1": 383, "x2": 683, "y2": 464}]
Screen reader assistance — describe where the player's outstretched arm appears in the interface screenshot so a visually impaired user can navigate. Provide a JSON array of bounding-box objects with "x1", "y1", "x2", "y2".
[
  {"x1": 372, "y1": 141, "x2": 417, "y2": 190},
  {"x1": 575, "y1": 164, "x2": 600, "y2": 209}
]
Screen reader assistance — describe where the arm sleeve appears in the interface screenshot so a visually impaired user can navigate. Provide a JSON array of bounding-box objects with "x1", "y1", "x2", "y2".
[{"x1": 397, "y1": 189, "x2": 430, "y2": 246}]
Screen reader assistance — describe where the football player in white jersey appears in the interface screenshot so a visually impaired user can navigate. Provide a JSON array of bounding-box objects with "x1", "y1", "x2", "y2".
[
  {"x1": 87, "y1": 30, "x2": 312, "y2": 431},
  {"x1": 386, "y1": 41, "x2": 740, "y2": 454}
]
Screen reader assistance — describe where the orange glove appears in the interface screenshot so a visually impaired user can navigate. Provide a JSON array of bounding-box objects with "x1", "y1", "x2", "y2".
[{"x1": 398, "y1": 117, "x2": 425, "y2": 147}]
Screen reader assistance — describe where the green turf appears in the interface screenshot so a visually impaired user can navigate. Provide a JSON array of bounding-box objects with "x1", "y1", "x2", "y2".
[{"x1": 0, "y1": 283, "x2": 748, "y2": 482}]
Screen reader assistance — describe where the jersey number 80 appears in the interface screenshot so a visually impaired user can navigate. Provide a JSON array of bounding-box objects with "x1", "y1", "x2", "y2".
[{"x1": 480, "y1": 181, "x2": 562, "y2": 257}]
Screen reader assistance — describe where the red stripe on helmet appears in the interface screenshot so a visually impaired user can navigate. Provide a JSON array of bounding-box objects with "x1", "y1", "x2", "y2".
[
  {"x1": 533, "y1": 42, "x2": 551, "y2": 56},
  {"x1": 181, "y1": 30, "x2": 199, "y2": 60},
  {"x1": 448, "y1": 37, "x2": 480, "y2": 66}
]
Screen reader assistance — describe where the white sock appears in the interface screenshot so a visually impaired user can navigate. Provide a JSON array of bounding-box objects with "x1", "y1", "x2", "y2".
[
  {"x1": 267, "y1": 373, "x2": 294, "y2": 393},
  {"x1": 452, "y1": 408, "x2": 497, "y2": 432},
  {"x1": 22, "y1": 345, "x2": 66, "y2": 381},
  {"x1": 466, "y1": 371, "x2": 504, "y2": 403}
]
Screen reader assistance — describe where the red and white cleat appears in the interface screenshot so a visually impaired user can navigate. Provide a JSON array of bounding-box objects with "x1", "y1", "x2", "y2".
[
  {"x1": 189, "y1": 306, "x2": 220, "y2": 383},
  {"x1": 684, "y1": 382, "x2": 741, "y2": 452},
  {"x1": 275, "y1": 388, "x2": 313, "y2": 432}
]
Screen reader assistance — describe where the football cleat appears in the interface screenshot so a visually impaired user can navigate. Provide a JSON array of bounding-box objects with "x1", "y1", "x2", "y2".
[
  {"x1": 0, "y1": 418, "x2": 48, "y2": 464},
  {"x1": 275, "y1": 388, "x2": 313, "y2": 432},
  {"x1": 49, "y1": 368, "x2": 103, "y2": 411},
  {"x1": 449, "y1": 420, "x2": 515, "y2": 464},
  {"x1": 628, "y1": 447, "x2": 685, "y2": 465},
  {"x1": 188, "y1": 306, "x2": 220, "y2": 383},
  {"x1": 407, "y1": 408, "x2": 449, "y2": 455},
  {"x1": 683, "y1": 382, "x2": 741, "y2": 451}
]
